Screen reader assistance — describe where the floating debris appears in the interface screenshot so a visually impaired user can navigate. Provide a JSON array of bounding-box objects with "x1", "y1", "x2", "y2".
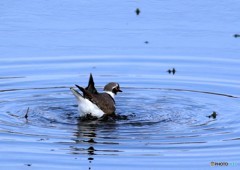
[
  {"x1": 233, "y1": 34, "x2": 240, "y2": 38},
  {"x1": 135, "y1": 8, "x2": 140, "y2": 15},
  {"x1": 9, "y1": 113, "x2": 20, "y2": 118},
  {"x1": 37, "y1": 138, "x2": 49, "y2": 141},
  {"x1": 144, "y1": 41, "x2": 149, "y2": 44},
  {"x1": 172, "y1": 68, "x2": 176, "y2": 74},
  {"x1": 167, "y1": 68, "x2": 176, "y2": 75},
  {"x1": 25, "y1": 164, "x2": 31, "y2": 167},
  {"x1": 207, "y1": 111, "x2": 217, "y2": 119},
  {"x1": 24, "y1": 107, "x2": 29, "y2": 119}
]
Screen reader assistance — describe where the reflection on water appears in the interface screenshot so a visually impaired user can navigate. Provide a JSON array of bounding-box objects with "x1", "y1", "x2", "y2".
[{"x1": 73, "y1": 121, "x2": 98, "y2": 166}]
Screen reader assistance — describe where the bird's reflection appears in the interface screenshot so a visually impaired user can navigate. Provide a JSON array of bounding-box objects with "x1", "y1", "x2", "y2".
[
  {"x1": 73, "y1": 119, "x2": 98, "y2": 159},
  {"x1": 71, "y1": 118, "x2": 119, "y2": 169}
]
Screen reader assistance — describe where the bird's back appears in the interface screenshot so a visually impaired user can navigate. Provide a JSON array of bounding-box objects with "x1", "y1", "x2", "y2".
[{"x1": 91, "y1": 93, "x2": 116, "y2": 115}]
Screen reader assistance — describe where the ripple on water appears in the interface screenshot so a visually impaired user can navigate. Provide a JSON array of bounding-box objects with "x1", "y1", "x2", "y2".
[
  {"x1": 0, "y1": 86, "x2": 240, "y2": 169},
  {"x1": 0, "y1": 60, "x2": 240, "y2": 169}
]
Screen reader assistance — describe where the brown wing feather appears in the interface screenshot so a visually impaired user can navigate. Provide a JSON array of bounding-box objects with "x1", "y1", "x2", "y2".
[
  {"x1": 75, "y1": 85, "x2": 115, "y2": 115},
  {"x1": 75, "y1": 85, "x2": 93, "y2": 100},
  {"x1": 93, "y1": 93, "x2": 116, "y2": 115}
]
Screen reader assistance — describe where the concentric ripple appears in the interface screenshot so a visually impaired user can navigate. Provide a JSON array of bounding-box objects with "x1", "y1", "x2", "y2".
[{"x1": 0, "y1": 86, "x2": 239, "y2": 169}]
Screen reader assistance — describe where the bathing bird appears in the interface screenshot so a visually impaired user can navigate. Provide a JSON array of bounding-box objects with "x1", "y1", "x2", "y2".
[{"x1": 70, "y1": 74, "x2": 122, "y2": 118}]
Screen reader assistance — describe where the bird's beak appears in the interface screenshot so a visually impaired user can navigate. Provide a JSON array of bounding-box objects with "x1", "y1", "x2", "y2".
[{"x1": 118, "y1": 89, "x2": 122, "y2": 92}]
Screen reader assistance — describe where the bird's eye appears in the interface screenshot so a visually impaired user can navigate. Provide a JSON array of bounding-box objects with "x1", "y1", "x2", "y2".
[{"x1": 112, "y1": 87, "x2": 117, "y2": 94}]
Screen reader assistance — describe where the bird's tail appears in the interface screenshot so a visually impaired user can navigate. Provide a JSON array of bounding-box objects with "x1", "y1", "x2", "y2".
[
  {"x1": 70, "y1": 87, "x2": 83, "y2": 100},
  {"x1": 86, "y1": 73, "x2": 98, "y2": 94}
]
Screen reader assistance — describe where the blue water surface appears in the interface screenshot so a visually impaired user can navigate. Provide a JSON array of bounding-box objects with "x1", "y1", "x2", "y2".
[{"x1": 0, "y1": 1, "x2": 240, "y2": 170}]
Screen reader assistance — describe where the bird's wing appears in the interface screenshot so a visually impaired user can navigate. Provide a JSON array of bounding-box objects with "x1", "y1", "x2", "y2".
[
  {"x1": 75, "y1": 84, "x2": 94, "y2": 101},
  {"x1": 70, "y1": 87, "x2": 83, "y2": 99},
  {"x1": 93, "y1": 93, "x2": 116, "y2": 115},
  {"x1": 75, "y1": 85, "x2": 115, "y2": 115}
]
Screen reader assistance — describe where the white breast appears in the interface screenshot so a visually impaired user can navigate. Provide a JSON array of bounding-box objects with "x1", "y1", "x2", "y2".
[{"x1": 105, "y1": 91, "x2": 115, "y2": 99}]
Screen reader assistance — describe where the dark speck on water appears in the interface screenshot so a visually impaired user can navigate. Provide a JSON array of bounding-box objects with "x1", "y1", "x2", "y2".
[
  {"x1": 233, "y1": 34, "x2": 240, "y2": 38},
  {"x1": 172, "y1": 68, "x2": 176, "y2": 74},
  {"x1": 135, "y1": 8, "x2": 140, "y2": 15},
  {"x1": 207, "y1": 111, "x2": 217, "y2": 119},
  {"x1": 24, "y1": 107, "x2": 29, "y2": 119},
  {"x1": 167, "y1": 68, "x2": 176, "y2": 75}
]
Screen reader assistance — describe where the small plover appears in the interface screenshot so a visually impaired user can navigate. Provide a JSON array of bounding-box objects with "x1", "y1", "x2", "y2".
[{"x1": 70, "y1": 74, "x2": 122, "y2": 118}]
